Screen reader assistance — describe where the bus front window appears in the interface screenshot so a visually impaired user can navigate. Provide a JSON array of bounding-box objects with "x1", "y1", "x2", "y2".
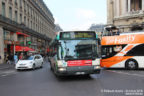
[{"x1": 58, "y1": 40, "x2": 99, "y2": 61}]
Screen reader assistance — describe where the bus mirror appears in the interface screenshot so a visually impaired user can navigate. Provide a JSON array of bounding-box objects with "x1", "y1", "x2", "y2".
[{"x1": 56, "y1": 40, "x2": 61, "y2": 45}]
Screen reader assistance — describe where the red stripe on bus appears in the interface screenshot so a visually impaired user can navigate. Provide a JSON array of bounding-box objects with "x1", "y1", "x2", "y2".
[{"x1": 67, "y1": 60, "x2": 92, "y2": 67}]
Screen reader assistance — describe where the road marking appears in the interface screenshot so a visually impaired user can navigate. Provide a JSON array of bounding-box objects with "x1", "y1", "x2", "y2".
[
  {"x1": 0, "y1": 67, "x2": 12, "y2": 70},
  {"x1": 1, "y1": 74, "x2": 8, "y2": 77},
  {"x1": 0, "y1": 70, "x2": 16, "y2": 77},
  {"x1": 107, "y1": 70, "x2": 144, "y2": 78}
]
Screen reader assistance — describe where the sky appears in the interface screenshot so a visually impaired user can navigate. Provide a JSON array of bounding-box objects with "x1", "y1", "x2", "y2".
[{"x1": 43, "y1": 0, "x2": 107, "y2": 31}]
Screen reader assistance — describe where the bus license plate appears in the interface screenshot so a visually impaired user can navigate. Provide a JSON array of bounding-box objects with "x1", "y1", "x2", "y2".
[{"x1": 76, "y1": 72, "x2": 85, "y2": 75}]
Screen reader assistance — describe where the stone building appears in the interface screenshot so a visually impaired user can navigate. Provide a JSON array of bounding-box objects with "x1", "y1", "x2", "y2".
[
  {"x1": 107, "y1": 0, "x2": 144, "y2": 32},
  {"x1": 88, "y1": 24, "x2": 105, "y2": 38},
  {"x1": 55, "y1": 24, "x2": 63, "y2": 32},
  {"x1": 0, "y1": 0, "x2": 55, "y2": 64}
]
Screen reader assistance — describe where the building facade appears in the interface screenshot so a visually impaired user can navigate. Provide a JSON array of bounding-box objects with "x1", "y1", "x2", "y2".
[
  {"x1": 55, "y1": 24, "x2": 63, "y2": 32},
  {"x1": 0, "y1": 0, "x2": 55, "y2": 64},
  {"x1": 88, "y1": 24, "x2": 105, "y2": 38},
  {"x1": 107, "y1": 0, "x2": 144, "y2": 32}
]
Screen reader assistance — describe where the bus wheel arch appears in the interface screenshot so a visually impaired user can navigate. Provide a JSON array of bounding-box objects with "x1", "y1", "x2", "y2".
[{"x1": 125, "y1": 59, "x2": 138, "y2": 70}]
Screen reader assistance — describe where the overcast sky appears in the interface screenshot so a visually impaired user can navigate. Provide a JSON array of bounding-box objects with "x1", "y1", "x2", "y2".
[{"x1": 43, "y1": 0, "x2": 107, "y2": 31}]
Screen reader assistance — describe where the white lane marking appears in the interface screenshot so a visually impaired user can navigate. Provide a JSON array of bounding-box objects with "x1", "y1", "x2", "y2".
[
  {"x1": 0, "y1": 67, "x2": 12, "y2": 70},
  {"x1": 107, "y1": 70, "x2": 144, "y2": 78},
  {"x1": 1, "y1": 74, "x2": 7, "y2": 77},
  {"x1": 0, "y1": 70, "x2": 16, "y2": 77}
]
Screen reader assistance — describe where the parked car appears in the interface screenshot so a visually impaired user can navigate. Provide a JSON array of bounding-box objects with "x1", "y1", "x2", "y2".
[{"x1": 15, "y1": 55, "x2": 44, "y2": 70}]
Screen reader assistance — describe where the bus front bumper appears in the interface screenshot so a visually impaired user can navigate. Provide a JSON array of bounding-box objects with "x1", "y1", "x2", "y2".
[{"x1": 56, "y1": 66, "x2": 101, "y2": 76}]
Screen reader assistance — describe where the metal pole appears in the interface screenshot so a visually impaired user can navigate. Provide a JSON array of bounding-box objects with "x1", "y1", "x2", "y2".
[{"x1": 14, "y1": 44, "x2": 15, "y2": 55}]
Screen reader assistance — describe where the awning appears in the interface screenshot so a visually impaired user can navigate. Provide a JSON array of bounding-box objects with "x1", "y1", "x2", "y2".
[
  {"x1": 24, "y1": 47, "x2": 35, "y2": 52},
  {"x1": 16, "y1": 32, "x2": 29, "y2": 37},
  {"x1": 15, "y1": 46, "x2": 23, "y2": 52},
  {"x1": 15, "y1": 46, "x2": 35, "y2": 52}
]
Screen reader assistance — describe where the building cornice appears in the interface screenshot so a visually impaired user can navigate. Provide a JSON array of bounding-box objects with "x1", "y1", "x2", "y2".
[
  {"x1": 29, "y1": 0, "x2": 55, "y2": 26},
  {"x1": 114, "y1": 10, "x2": 144, "y2": 21}
]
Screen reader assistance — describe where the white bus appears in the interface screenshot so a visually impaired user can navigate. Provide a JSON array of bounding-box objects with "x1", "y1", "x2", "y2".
[
  {"x1": 101, "y1": 26, "x2": 144, "y2": 69},
  {"x1": 49, "y1": 31, "x2": 101, "y2": 76}
]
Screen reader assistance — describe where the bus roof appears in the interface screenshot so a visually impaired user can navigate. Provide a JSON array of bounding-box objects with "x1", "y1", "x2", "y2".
[
  {"x1": 120, "y1": 31, "x2": 144, "y2": 35},
  {"x1": 101, "y1": 33, "x2": 144, "y2": 45},
  {"x1": 59, "y1": 31, "x2": 96, "y2": 32},
  {"x1": 57, "y1": 31, "x2": 96, "y2": 34},
  {"x1": 56, "y1": 31, "x2": 98, "y2": 40}
]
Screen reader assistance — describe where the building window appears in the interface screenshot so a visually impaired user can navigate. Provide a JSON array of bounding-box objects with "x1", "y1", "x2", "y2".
[
  {"x1": 24, "y1": 16, "x2": 26, "y2": 25},
  {"x1": 3, "y1": 30, "x2": 12, "y2": 40},
  {"x1": 9, "y1": 0, "x2": 13, "y2": 4},
  {"x1": 24, "y1": 0, "x2": 26, "y2": 9},
  {"x1": 20, "y1": 14, "x2": 22, "y2": 24},
  {"x1": 2, "y1": 2, "x2": 6, "y2": 17},
  {"x1": 20, "y1": 0, "x2": 22, "y2": 7},
  {"x1": 27, "y1": 4, "x2": 29, "y2": 14},
  {"x1": 9, "y1": 7, "x2": 12, "y2": 20},
  {"x1": 126, "y1": 0, "x2": 128, "y2": 12},
  {"x1": 15, "y1": 11, "x2": 18, "y2": 22},
  {"x1": 31, "y1": 21, "x2": 32, "y2": 29},
  {"x1": 15, "y1": 0, "x2": 17, "y2": 5},
  {"x1": 27, "y1": 19, "x2": 29, "y2": 27},
  {"x1": 131, "y1": 0, "x2": 142, "y2": 11}
]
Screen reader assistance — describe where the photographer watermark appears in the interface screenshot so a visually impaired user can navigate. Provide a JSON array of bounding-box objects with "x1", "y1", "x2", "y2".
[{"x1": 101, "y1": 89, "x2": 143, "y2": 96}]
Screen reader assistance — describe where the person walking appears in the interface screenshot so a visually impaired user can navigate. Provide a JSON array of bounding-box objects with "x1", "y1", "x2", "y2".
[
  {"x1": 19, "y1": 53, "x2": 23, "y2": 60},
  {"x1": 7, "y1": 54, "x2": 13, "y2": 64},
  {"x1": 115, "y1": 29, "x2": 120, "y2": 35},
  {"x1": 14, "y1": 53, "x2": 18, "y2": 64}
]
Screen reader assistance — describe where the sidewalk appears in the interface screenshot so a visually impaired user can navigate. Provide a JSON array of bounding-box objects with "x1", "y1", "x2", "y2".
[{"x1": 0, "y1": 63, "x2": 15, "y2": 70}]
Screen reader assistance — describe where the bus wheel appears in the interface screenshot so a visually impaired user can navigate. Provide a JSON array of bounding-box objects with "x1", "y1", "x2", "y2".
[{"x1": 125, "y1": 59, "x2": 138, "y2": 70}]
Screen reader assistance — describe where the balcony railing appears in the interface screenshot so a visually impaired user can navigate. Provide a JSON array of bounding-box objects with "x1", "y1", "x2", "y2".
[
  {"x1": 114, "y1": 10, "x2": 144, "y2": 20},
  {"x1": 126, "y1": 10, "x2": 144, "y2": 16},
  {"x1": 0, "y1": 15, "x2": 51, "y2": 41}
]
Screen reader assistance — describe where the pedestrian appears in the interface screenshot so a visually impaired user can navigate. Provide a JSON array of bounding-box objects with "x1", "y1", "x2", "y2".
[
  {"x1": 7, "y1": 54, "x2": 13, "y2": 64},
  {"x1": 115, "y1": 29, "x2": 120, "y2": 35},
  {"x1": 109, "y1": 30, "x2": 113, "y2": 36},
  {"x1": 6, "y1": 54, "x2": 9, "y2": 63},
  {"x1": 19, "y1": 53, "x2": 23, "y2": 60},
  {"x1": 14, "y1": 53, "x2": 18, "y2": 64}
]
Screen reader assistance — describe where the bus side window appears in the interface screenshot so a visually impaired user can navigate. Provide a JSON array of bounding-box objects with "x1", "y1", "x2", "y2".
[
  {"x1": 125, "y1": 44, "x2": 144, "y2": 56},
  {"x1": 102, "y1": 46, "x2": 119, "y2": 59}
]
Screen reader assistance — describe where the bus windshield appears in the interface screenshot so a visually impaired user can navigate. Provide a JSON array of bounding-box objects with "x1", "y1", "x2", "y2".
[{"x1": 58, "y1": 40, "x2": 100, "y2": 61}]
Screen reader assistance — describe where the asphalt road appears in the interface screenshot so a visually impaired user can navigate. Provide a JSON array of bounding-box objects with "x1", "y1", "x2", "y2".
[{"x1": 0, "y1": 61, "x2": 144, "y2": 96}]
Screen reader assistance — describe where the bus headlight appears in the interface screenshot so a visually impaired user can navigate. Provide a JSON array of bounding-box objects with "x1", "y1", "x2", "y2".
[
  {"x1": 94, "y1": 66, "x2": 101, "y2": 69},
  {"x1": 92, "y1": 59, "x2": 100, "y2": 66},
  {"x1": 58, "y1": 68, "x2": 66, "y2": 72},
  {"x1": 57, "y1": 60, "x2": 67, "y2": 67}
]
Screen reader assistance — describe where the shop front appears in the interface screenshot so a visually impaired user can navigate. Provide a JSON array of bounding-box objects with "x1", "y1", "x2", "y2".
[{"x1": 3, "y1": 29, "x2": 17, "y2": 62}]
